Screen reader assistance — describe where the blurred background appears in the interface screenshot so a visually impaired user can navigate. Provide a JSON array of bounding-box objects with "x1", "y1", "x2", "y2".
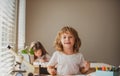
[{"x1": 26, "y1": 0, "x2": 120, "y2": 66}]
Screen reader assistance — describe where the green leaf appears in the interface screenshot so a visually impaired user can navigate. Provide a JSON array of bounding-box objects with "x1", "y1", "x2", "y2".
[
  {"x1": 29, "y1": 48, "x2": 34, "y2": 55},
  {"x1": 21, "y1": 49, "x2": 28, "y2": 54}
]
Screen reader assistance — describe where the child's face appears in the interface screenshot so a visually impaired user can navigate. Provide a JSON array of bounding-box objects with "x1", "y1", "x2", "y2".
[
  {"x1": 34, "y1": 49, "x2": 42, "y2": 57},
  {"x1": 60, "y1": 31, "x2": 75, "y2": 49}
]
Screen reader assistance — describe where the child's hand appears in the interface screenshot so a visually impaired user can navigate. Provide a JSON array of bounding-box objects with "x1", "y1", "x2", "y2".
[
  {"x1": 49, "y1": 68, "x2": 56, "y2": 75},
  {"x1": 80, "y1": 61, "x2": 90, "y2": 74},
  {"x1": 47, "y1": 66, "x2": 56, "y2": 75},
  {"x1": 84, "y1": 61, "x2": 90, "y2": 71}
]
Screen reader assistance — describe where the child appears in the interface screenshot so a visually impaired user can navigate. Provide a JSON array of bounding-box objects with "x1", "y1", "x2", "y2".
[
  {"x1": 47, "y1": 26, "x2": 90, "y2": 75},
  {"x1": 30, "y1": 41, "x2": 50, "y2": 63}
]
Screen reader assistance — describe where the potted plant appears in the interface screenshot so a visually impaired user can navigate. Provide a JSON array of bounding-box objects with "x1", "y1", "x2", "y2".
[
  {"x1": 21, "y1": 47, "x2": 34, "y2": 64},
  {"x1": 21, "y1": 46, "x2": 34, "y2": 55}
]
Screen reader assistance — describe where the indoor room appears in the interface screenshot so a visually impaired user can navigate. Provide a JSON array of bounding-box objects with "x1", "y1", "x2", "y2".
[{"x1": 0, "y1": 0, "x2": 120, "y2": 76}]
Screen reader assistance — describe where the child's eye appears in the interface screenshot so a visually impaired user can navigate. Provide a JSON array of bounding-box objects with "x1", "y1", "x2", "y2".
[
  {"x1": 69, "y1": 36, "x2": 73, "y2": 38},
  {"x1": 63, "y1": 36, "x2": 66, "y2": 39}
]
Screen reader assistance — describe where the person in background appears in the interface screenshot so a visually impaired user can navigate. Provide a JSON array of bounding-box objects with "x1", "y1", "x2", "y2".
[
  {"x1": 30, "y1": 41, "x2": 50, "y2": 63},
  {"x1": 47, "y1": 26, "x2": 90, "y2": 75}
]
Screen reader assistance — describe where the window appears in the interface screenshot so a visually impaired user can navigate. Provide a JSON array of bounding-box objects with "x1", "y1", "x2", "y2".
[
  {"x1": 0, "y1": 0, "x2": 26, "y2": 75},
  {"x1": 18, "y1": 0, "x2": 26, "y2": 50}
]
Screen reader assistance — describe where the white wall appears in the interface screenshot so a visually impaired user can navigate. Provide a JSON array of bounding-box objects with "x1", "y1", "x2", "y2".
[{"x1": 26, "y1": 0, "x2": 120, "y2": 66}]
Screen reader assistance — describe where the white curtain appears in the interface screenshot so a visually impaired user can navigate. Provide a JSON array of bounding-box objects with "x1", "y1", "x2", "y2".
[{"x1": 0, "y1": 0, "x2": 26, "y2": 76}]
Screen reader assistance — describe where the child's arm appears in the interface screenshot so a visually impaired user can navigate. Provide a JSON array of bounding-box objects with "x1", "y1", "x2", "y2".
[
  {"x1": 38, "y1": 55, "x2": 50, "y2": 62},
  {"x1": 44, "y1": 54, "x2": 51, "y2": 62},
  {"x1": 80, "y1": 61, "x2": 90, "y2": 74},
  {"x1": 47, "y1": 66, "x2": 56, "y2": 75},
  {"x1": 47, "y1": 51, "x2": 58, "y2": 75}
]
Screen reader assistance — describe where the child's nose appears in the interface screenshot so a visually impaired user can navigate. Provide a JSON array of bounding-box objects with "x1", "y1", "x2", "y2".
[{"x1": 66, "y1": 37, "x2": 70, "y2": 41}]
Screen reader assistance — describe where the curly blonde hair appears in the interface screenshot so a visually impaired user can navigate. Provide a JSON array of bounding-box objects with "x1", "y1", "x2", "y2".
[{"x1": 54, "y1": 26, "x2": 81, "y2": 53}]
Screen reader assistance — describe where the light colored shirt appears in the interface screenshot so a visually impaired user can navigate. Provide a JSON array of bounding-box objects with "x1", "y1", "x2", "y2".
[
  {"x1": 47, "y1": 51, "x2": 85, "y2": 75},
  {"x1": 35, "y1": 54, "x2": 50, "y2": 62}
]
